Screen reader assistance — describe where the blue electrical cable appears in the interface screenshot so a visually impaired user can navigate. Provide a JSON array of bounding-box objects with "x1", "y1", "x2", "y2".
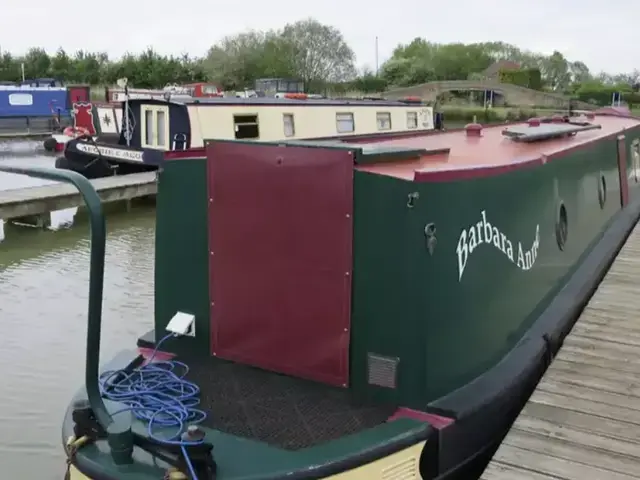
[{"x1": 99, "y1": 332, "x2": 207, "y2": 479}]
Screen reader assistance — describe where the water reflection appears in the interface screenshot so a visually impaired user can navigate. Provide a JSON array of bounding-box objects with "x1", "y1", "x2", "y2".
[
  {"x1": 0, "y1": 139, "x2": 46, "y2": 156},
  {"x1": 0, "y1": 143, "x2": 58, "y2": 191},
  {"x1": 49, "y1": 208, "x2": 78, "y2": 230},
  {"x1": 0, "y1": 141, "x2": 157, "y2": 478},
  {"x1": 0, "y1": 207, "x2": 156, "y2": 478},
  {"x1": 0, "y1": 143, "x2": 77, "y2": 237}
]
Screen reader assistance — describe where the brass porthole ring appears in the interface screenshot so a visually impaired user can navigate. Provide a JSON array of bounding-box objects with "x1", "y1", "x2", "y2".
[
  {"x1": 556, "y1": 202, "x2": 568, "y2": 251},
  {"x1": 598, "y1": 173, "x2": 607, "y2": 209}
]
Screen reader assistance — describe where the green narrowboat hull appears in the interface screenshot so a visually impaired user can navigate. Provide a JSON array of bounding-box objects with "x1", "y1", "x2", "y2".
[{"x1": 49, "y1": 113, "x2": 640, "y2": 479}]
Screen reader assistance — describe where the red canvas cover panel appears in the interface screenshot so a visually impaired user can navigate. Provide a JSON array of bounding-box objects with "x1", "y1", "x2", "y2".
[
  {"x1": 72, "y1": 102, "x2": 96, "y2": 135},
  {"x1": 67, "y1": 86, "x2": 90, "y2": 104},
  {"x1": 207, "y1": 142, "x2": 354, "y2": 387}
]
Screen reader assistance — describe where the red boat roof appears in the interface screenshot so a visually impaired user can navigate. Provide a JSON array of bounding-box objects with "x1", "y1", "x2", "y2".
[{"x1": 355, "y1": 114, "x2": 640, "y2": 182}]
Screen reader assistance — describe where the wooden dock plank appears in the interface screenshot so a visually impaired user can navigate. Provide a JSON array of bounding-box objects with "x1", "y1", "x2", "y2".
[
  {"x1": 0, "y1": 131, "x2": 52, "y2": 139},
  {"x1": 481, "y1": 461, "x2": 563, "y2": 480},
  {"x1": 0, "y1": 172, "x2": 157, "y2": 220},
  {"x1": 481, "y1": 222, "x2": 640, "y2": 479}
]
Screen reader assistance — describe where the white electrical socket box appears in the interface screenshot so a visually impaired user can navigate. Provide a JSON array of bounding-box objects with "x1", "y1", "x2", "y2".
[{"x1": 166, "y1": 311, "x2": 196, "y2": 337}]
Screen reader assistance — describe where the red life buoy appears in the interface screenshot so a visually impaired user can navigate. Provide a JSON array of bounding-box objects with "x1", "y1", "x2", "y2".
[
  {"x1": 63, "y1": 126, "x2": 91, "y2": 138},
  {"x1": 283, "y1": 93, "x2": 308, "y2": 100}
]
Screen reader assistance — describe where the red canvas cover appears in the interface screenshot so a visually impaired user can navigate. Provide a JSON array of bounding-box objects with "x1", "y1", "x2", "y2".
[
  {"x1": 206, "y1": 141, "x2": 354, "y2": 387},
  {"x1": 67, "y1": 86, "x2": 90, "y2": 106}
]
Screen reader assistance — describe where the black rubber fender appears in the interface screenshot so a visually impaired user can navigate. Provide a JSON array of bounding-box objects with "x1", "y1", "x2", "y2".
[
  {"x1": 43, "y1": 137, "x2": 58, "y2": 152},
  {"x1": 55, "y1": 156, "x2": 71, "y2": 170}
]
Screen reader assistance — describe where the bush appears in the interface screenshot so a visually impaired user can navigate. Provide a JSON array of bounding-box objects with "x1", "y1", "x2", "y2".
[
  {"x1": 498, "y1": 68, "x2": 542, "y2": 90},
  {"x1": 574, "y1": 83, "x2": 635, "y2": 106},
  {"x1": 439, "y1": 106, "x2": 544, "y2": 124}
]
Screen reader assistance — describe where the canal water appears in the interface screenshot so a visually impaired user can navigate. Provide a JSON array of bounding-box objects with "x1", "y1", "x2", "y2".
[{"x1": 0, "y1": 140, "x2": 156, "y2": 479}]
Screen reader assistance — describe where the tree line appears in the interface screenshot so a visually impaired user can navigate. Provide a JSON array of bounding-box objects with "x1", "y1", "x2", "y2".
[{"x1": 0, "y1": 18, "x2": 638, "y2": 106}]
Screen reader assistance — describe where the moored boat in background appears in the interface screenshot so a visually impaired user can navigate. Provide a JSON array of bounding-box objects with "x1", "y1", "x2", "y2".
[
  {"x1": 18, "y1": 106, "x2": 637, "y2": 479},
  {"x1": 58, "y1": 95, "x2": 436, "y2": 178},
  {"x1": 43, "y1": 101, "x2": 123, "y2": 152},
  {"x1": 105, "y1": 82, "x2": 224, "y2": 103},
  {"x1": 0, "y1": 80, "x2": 90, "y2": 136}
]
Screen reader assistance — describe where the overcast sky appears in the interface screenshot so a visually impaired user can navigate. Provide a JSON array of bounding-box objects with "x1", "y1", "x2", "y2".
[{"x1": 0, "y1": 0, "x2": 635, "y2": 75}]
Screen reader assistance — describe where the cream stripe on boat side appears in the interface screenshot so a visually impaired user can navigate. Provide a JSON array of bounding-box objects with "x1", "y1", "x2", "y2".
[
  {"x1": 324, "y1": 441, "x2": 425, "y2": 480},
  {"x1": 68, "y1": 440, "x2": 426, "y2": 480},
  {"x1": 188, "y1": 104, "x2": 432, "y2": 145},
  {"x1": 188, "y1": 104, "x2": 205, "y2": 148}
]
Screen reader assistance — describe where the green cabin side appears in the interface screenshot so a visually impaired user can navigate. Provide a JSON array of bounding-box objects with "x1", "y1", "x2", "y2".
[{"x1": 153, "y1": 120, "x2": 640, "y2": 411}]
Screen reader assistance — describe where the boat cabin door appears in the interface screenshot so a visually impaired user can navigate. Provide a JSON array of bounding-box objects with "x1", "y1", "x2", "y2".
[{"x1": 141, "y1": 105, "x2": 170, "y2": 150}]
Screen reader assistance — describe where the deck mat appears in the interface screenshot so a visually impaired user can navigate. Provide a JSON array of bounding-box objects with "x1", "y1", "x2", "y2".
[{"x1": 183, "y1": 356, "x2": 395, "y2": 450}]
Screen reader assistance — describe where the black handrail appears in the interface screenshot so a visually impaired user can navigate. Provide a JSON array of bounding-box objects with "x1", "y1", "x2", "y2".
[{"x1": 0, "y1": 165, "x2": 112, "y2": 428}]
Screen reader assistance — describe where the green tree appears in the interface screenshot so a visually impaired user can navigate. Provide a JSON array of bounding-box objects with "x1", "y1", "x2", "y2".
[
  {"x1": 0, "y1": 52, "x2": 19, "y2": 81},
  {"x1": 378, "y1": 40, "x2": 592, "y2": 93},
  {"x1": 0, "y1": 21, "x2": 637, "y2": 102},
  {"x1": 204, "y1": 31, "x2": 272, "y2": 89},
  {"x1": 539, "y1": 51, "x2": 571, "y2": 91},
  {"x1": 570, "y1": 61, "x2": 591, "y2": 83},
  {"x1": 350, "y1": 68, "x2": 387, "y2": 93},
  {"x1": 203, "y1": 19, "x2": 356, "y2": 92},
  {"x1": 50, "y1": 49, "x2": 72, "y2": 80},
  {"x1": 23, "y1": 48, "x2": 51, "y2": 79},
  {"x1": 280, "y1": 18, "x2": 357, "y2": 88}
]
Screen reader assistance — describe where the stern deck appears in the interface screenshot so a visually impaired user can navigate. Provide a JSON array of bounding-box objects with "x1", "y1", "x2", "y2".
[{"x1": 182, "y1": 355, "x2": 395, "y2": 450}]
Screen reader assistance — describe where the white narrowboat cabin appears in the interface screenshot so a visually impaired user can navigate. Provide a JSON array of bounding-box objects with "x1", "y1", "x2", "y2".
[{"x1": 61, "y1": 96, "x2": 434, "y2": 178}]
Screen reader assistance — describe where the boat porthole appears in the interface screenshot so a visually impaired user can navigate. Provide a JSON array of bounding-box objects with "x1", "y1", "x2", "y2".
[
  {"x1": 556, "y1": 203, "x2": 568, "y2": 251},
  {"x1": 598, "y1": 174, "x2": 607, "y2": 209}
]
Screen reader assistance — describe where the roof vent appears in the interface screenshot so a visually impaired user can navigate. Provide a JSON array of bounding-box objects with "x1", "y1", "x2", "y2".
[
  {"x1": 502, "y1": 123, "x2": 601, "y2": 142},
  {"x1": 528, "y1": 118, "x2": 541, "y2": 127},
  {"x1": 465, "y1": 123, "x2": 483, "y2": 137}
]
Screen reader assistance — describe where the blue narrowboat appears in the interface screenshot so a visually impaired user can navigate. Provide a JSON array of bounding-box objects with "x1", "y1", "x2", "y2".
[{"x1": 0, "y1": 80, "x2": 90, "y2": 133}]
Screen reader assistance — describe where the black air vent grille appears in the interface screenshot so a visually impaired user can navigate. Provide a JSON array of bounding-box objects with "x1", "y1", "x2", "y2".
[{"x1": 367, "y1": 353, "x2": 399, "y2": 389}]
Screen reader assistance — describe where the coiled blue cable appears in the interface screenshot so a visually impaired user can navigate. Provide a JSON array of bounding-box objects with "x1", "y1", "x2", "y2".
[{"x1": 99, "y1": 333, "x2": 207, "y2": 479}]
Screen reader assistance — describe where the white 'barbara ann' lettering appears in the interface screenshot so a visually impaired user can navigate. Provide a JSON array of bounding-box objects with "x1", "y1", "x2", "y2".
[{"x1": 456, "y1": 210, "x2": 540, "y2": 281}]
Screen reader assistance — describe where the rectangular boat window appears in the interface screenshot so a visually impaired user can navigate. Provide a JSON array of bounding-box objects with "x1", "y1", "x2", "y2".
[
  {"x1": 376, "y1": 112, "x2": 392, "y2": 131},
  {"x1": 144, "y1": 109, "x2": 154, "y2": 145},
  {"x1": 156, "y1": 110, "x2": 166, "y2": 146},
  {"x1": 234, "y1": 114, "x2": 260, "y2": 139},
  {"x1": 407, "y1": 112, "x2": 418, "y2": 129},
  {"x1": 283, "y1": 113, "x2": 295, "y2": 137},
  {"x1": 336, "y1": 112, "x2": 355, "y2": 133},
  {"x1": 8, "y1": 93, "x2": 33, "y2": 106}
]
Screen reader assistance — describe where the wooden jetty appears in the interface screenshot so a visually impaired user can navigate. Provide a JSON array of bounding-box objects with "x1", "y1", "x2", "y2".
[
  {"x1": 0, "y1": 130, "x2": 53, "y2": 139},
  {"x1": 481, "y1": 222, "x2": 640, "y2": 480},
  {"x1": 0, "y1": 172, "x2": 157, "y2": 223}
]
